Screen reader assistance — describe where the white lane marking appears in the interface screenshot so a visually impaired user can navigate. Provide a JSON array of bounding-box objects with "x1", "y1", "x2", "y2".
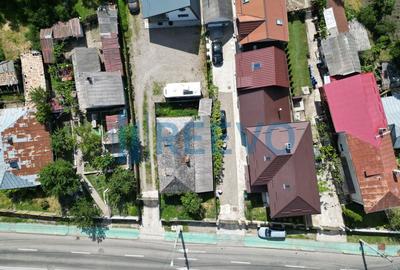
[
  {"x1": 340, "y1": 269, "x2": 360, "y2": 270},
  {"x1": 0, "y1": 267, "x2": 44, "y2": 270},
  {"x1": 176, "y1": 257, "x2": 198, "y2": 261},
  {"x1": 70, "y1": 251, "x2": 91, "y2": 255},
  {"x1": 17, "y1": 248, "x2": 38, "y2": 252},
  {"x1": 124, "y1": 254, "x2": 145, "y2": 258},
  {"x1": 230, "y1": 261, "x2": 251, "y2": 265},
  {"x1": 284, "y1": 265, "x2": 306, "y2": 269},
  {"x1": 178, "y1": 248, "x2": 206, "y2": 254}
]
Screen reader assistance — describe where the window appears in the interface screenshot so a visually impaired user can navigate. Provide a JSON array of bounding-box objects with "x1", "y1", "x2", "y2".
[
  {"x1": 276, "y1": 19, "x2": 283, "y2": 26},
  {"x1": 339, "y1": 144, "x2": 344, "y2": 152},
  {"x1": 179, "y1": 8, "x2": 186, "y2": 11},
  {"x1": 242, "y1": 0, "x2": 250, "y2": 3},
  {"x1": 178, "y1": 14, "x2": 189, "y2": 18},
  {"x1": 9, "y1": 161, "x2": 19, "y2": 169},
  {"x1": 252, "y1": 62, "x2": 262, "y2": 71},
  {"x1": 283, "y1": 184, "x2": 290, "y2": 190}
]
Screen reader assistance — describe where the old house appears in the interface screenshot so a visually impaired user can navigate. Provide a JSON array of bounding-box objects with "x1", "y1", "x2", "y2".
[{"x1": 0, "y1": 60, "x2": 19, "y2": 93}]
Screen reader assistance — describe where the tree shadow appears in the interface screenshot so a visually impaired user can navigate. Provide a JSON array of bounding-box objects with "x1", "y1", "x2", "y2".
[{"x1": 82, "y1": 223, "x2": 109, "y2": 243}]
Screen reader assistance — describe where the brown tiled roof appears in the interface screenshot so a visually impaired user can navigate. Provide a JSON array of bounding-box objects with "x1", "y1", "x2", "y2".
[
  {"x1": 239, "y1": 87, "x2": 291, "y2": 128},
  {"x1": 236, "y1": 46, "x2": 289, "y2": 90},
  {"x1": 236, "y1": 0, "x2": 289, "y2": 44},
  {"x1": 327, "y1": 0, "x2": 349, "y2": 33},
  {"x1": 1, "y1": 111, "x2": 52, "y2": 178},
  {"x1": 245, "y1": 122, "x2": 320, "y2": 218},
  {"x1": 346, "y1": 134, "x2": 400, "y2": 213}
]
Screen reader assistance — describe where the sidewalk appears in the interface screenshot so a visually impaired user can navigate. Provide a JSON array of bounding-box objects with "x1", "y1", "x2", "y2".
[{"x1": 1, "y1": 222, "x2": 399, "y2": 257}]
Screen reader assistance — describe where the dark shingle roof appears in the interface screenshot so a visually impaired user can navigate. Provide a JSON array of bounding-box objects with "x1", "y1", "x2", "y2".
[{"x1": 202, "y1": 0, "x2": 232, "y2": 25}]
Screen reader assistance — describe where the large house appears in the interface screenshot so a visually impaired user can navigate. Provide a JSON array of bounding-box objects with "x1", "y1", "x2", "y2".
[
  {"x1": 322, "y1": 73, "x2": 400, "y2": 213},
  {"x1": 235, "y1": 0, "x2": 288, "y2": 45},
  {"x1": 142, "y1": 0, "x2": 201, "y2": 27},
  {"x1": 236, "y1": 46, "x2": 291, "y2": 128},
  {"x1": 156, "y1": 112, "x2": 213, "y2": 194},
  {"x1": 245, "y1": 122, "x2": 321, "y2": 218},
  {"x1": 0, "y1": 108, "x2": 53, "y2": 190},
  {"x1": 20, "y1": 51, "x2": 47, "y2": 108},
  {"x1": 71, "y1": 47, "x2": 125, "y2": 113}
]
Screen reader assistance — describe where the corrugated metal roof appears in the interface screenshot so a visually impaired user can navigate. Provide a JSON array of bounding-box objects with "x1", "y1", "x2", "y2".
[
  {"x1": 101, "y1": 35, "x2": 123, "y2": 74},
  {"x1": 75, "y1": 72, "x2": 125, "y2": 111},
  {"x1": 236, "y1": 0, "x2": 288, "y2": 44},
  {"x1": 321, "y1": 32, "x2": 361, "y2": 76},
  {"x1": 382, "y1": 94, "x2": 400, "y2": 148},
  {"x1": 40, "y1": 37, "x2": 55, "y2": 64},
  {"x1": 71, "y1": 47, "x2": 101, "y2": 75},
  {"x1": 236, "y1": 46, "x2": 289, "y2": 90},
  {"x1": 0, "y1": 171, "x2": 38, "y2": 190},
  {"x1": 156, "y1": 116, "x2": 213, "y2": 194},
  {"x1": 0, "y1": 61, "x2": 18, "y2": 86},
  {"x1": 97, "y1": 5, "x2": 119, "y2": 36},
  {"x1": 327, "y1": 0, "x2": 349, "y2": 34}
]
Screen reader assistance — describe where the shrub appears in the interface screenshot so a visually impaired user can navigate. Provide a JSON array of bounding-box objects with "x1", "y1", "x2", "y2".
[
  {"x1": 181, "y1": 192, "x2": 203, "y2": 218},
  {"x1": 342, "y1": 206, "x2": 363, "y2": 223},
  {"x1": 40, "y1": 200, "x2": 50, "y2": 210},
  {"x1": 70, "y1": 197, "x2": 100, "y2": 229},
  {"x1": 387, "y1": 208, "x2": 400, "y2": 230},
  {"x1": 29, "y1": 87, "x2": 52, "y2": 125}
]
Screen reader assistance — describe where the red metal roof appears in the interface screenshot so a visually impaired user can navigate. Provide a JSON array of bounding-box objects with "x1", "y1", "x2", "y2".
[
  {"x1": 101, "y1": 35, "x2": 123, "y2": 74},
  {"x1": 236, "y1": 46, "x2": 289, "y2": 91},
  {"x1": 236, "y1": 0, "x2": 289, "y2": 44},
  {"x1": 245, "y1": 122, "x2": 320, "y2": 218},
  {"x1": 323, "y1": 72, "x2": 400, "y2": 212},
  {"x1": 40, "y1": 37, "x2": 55, "y2": 64}
]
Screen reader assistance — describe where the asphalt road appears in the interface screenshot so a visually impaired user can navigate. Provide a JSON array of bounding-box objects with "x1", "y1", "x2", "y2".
[{"x1": 0, "y1": 232, "x2": 397, "y2": 270}]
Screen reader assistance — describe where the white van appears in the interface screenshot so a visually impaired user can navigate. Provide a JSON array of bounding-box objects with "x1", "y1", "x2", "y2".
[{"x1": 163, "y1": 82, "x2": 201, "y2": 98}]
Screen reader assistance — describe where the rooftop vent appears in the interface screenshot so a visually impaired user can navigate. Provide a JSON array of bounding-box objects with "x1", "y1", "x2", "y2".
[
  {"x1": 242, "y1": 0, "x2": 250, "y2": 3},
  {"x1": 252, "y1": 62, "x2": 262, "y2": 71},
  {"x1": 86, "y1": 77, "x2": 93, "y2": 84},
  {"x1": 285, "y1": 143, "x2": 292, "y2": 153},
  {"x1": 7, "y1": 136, "x2": 13, "y2": 145},
  {"x1": 276, "y1": 19, "x2": 283, "y2": 26}
]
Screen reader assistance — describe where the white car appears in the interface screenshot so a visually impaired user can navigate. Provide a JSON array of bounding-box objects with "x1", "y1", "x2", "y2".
[{"x1": 257, "y1": 227, "x2": 286, "y2": 240}]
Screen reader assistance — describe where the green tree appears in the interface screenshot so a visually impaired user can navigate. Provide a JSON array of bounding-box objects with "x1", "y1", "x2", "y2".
[
  {"x1": 92, "y1": 152, "x2": 115, "y2": 173},
  {"x1": 181, "y1": 192, "x2": 203, "y2": 218},
  {"x1": 357, "y1": 5, "x2": 377, "y2": 32},
  {"x1": 107, "y1": 168, "x2": 136, "y2": 212},
  {"x1": 70, "y1": 197, "x2": 100, "y2": 229},
  {"x1": 390, "y1": 41, "x2": 400, "y2": 68},
  {"x1": 51, "y1": 126, "x2": 76, "y2": 158},
  {"x1": 29, "y1": 87, "x2": 52, "y2": 125},
  {"x1": 387, "y1": 208, "x2": 400, "y2": 230},
  {"x1": 75, "y1": 122, "x2": 102, "y2": 164},
  {"x1": 118, "y1": 124, "x2": 141, "y2": 164},
  {"x1": 38, "y1": 159, "x2": 80, "y2": 198}
]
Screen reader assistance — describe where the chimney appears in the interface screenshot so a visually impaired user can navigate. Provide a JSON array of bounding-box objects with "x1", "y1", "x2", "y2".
[{"x1": 285, "y1": 143, "x2": 292, "y2": 153}]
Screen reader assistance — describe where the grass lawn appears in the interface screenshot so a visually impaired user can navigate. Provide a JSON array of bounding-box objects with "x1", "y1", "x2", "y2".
[
  {"x1": 347, "y1": 234, "x2": 400, "y2": 245},
  {"x1": 73, "y1": 0, "x2": 99, "y2": 22},
  {"x1": 155, "y1": 104, "x2": 198, "y2": 117},
  {"x1": 287, "y1": 17, "x2": 311, "y2": 96},
  {"x1": 343, "y1": 203, "x2": 388, "y2": 229},
  {"x1": 86, "y1": 174, "x2": 139, "y2": 216},
  {"x1": 0, "y1": 188, "x2": 61, "y2": 214},
  {"x1": 0, "y1": 23, "x2": 31, "y2": 60},
  {"x1": 245, "y1": 193, "x2": 268, "y2": 222},
  {"x1": 0, "y1": 93, "x2": 24, "y2": 103}
]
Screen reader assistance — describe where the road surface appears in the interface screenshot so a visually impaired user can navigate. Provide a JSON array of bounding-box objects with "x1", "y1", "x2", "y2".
[{"x1": 0, "y1": 232, "x2": 396, "y2": 270}]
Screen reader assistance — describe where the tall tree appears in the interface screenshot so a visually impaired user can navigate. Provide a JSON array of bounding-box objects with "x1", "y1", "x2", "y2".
[
  {"x1": 38, "y1": 159, "x2": 80, "y2": 198},
  {"x1": 70, "y1": 197, "x2": 100, "y2": 229},
  {"x1": 75, "y1": 122, "x2": 102, "y2": 164},
  {"x1": 107, "y1": 168, "x2": 136, "y2": 212},
  {"x1": 29, "y1": 87, "x2": 52, "y2": 125},
  {"x1": 51, "y1": 126, "x2": 76, "y2": 159}
]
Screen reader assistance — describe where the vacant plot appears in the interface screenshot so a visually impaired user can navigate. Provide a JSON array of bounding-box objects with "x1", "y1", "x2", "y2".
[
  {"x1": 347, "y1": 234, "x2": 400, "y2": 245},
  {"x1": 0, "y1": 23, "x2": 31, "y2": 60},
  {"x1": 287, "y1": 18, "x2": 311, "y2": 96}
]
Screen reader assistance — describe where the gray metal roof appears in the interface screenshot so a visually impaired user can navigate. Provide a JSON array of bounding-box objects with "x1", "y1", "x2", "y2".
[
  {"x1": 321, "y1": 32, "x2": 361, "y2": 76},
  {"x1": 348, "y1": 20, "x2": 371, "y2": 52},
  {"x1": 156, "y1": 116, "x2": 213, "y2": 194},
  {"x1": 382, "y1": 94, "x2": 400, "y2": 149},
  {"x1": 97, "y1": 5, "x2": 119, "y2": 36},
  {"x1": 0, "y1": 61, "x2": 18, "y2": 86},
  {"x1": 0, "y1": 171, "x2": 38, "y2": 190},
  {"x1": 76, "y1": 72, "x2": 125, "y2": 111},
  {"x1": 71, "y1": 48, "x2": 101, "y2": 75},
  {"x1": 142, "y1": 0, "x2": 199, "y2": 18},
  {"x1": 201, "y1": 0, "x2": 232, "y2": 25}
]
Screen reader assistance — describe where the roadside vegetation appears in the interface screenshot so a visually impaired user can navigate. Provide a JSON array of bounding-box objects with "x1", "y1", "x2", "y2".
[
  {"x1": 245, "y1": 193, "x2": 268, "y2": 222},
  {"x1": 287, "y1": 11, "x2": 312, "y2": 96}
]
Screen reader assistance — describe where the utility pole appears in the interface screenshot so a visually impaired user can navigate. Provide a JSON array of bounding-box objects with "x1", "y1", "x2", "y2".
[
  {"x1": 170, "y1": 225, "x2": 182, "y2": 267},
  {"x1": 359, "y1": 239, "x2": 398, "y2": 270}
]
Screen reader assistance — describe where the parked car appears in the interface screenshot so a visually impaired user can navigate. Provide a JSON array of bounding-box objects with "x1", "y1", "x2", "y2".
[
  {"x1": 212, "y1": 40, "x2": 223, "y2": 67},
  {"x1": 257, "y1": 227, "x2": 286, "y2": 240},
  {"x1": 220, "y1": 110, "x2": 227, "y2": 136},
  {"x1": 127, "y1": 0, "x2": 140, "y2": 14}
]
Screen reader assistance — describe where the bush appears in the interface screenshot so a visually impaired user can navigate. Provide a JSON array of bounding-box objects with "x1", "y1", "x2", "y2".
[
  {"x1": 40, "y1": 200, "x2": 50, "y2": 210},
  {"x1": 51, "y1": 126, "x2": 76, "y2": 159},
  {"x1": 387, "y1": 208, "x2": 400, "y2": 230},
  {"x1": 29, "y1": 87, "x2": 52, "y2": 125},
  {"x1": 70, "y1": 197, "x2": 100, "y2": 229},
  {"x1": 342, "y1": 206, "x2": 363, "y2": 223},
  {"x1": 181, "y1": 192, "x2": 203, "y2": 218},
  {"x1": 0, "y1": 47, "x2": 5, "y2": 62}
]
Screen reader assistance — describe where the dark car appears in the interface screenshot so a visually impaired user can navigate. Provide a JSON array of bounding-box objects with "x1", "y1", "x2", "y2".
[
  {"x1": 212, "y1": 40, "x2": 223, "y2": 67},
  {"x1": 128, "y1": 0, "x2": 140, "y2": 14}
]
